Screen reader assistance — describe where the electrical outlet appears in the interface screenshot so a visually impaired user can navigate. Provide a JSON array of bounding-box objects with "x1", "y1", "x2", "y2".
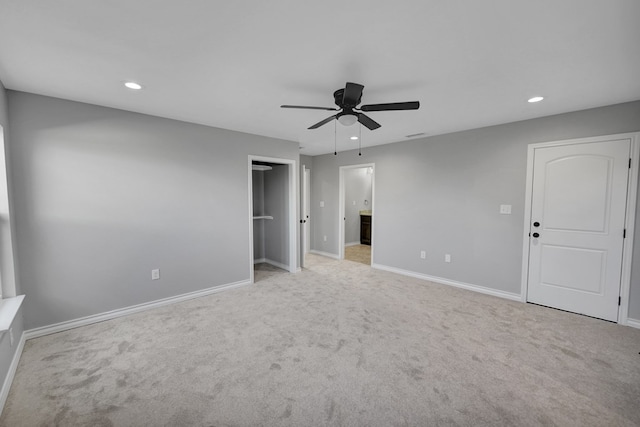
[
  {"x1": 352, "y1": 200, "x2": 356, "y2": 206},
  {"x1": 420, "y1": 250, "x2": 426, "y2": 259},
  {"x1": 500, "y1": 204, "x2": 512, "y2": 214},
  {"x1": 9, "y1": 328, "x2": 13, "y2": 347},
  {"x1": 323, "y1": 235, "x2": 327, "y2": 242},
  {"x1": 151, "y1": 269, "x2": 160, "y2": 280},
  {"x1": 445, "y1": 254, "x2": 451, "y2": 263}
]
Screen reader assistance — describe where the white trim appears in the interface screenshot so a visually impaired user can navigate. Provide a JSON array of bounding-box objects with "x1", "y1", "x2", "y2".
[
  {"x1": 345, "y1": 241, "x2": 360, "y2": 247},
  {"x1": 0, "y1": 331, "x2": 25, "y2": 417},
  {"x1": 619, "y1": 134, "x2": 639, "y2": 325},
  {"x1": 309, "y1": 249, "x2": 340, "y2": 260},
  {"x1": 254, "y1": 258, "x2": 291, "y2": 271},
  {"x1": 520, "y1": 132, "x2": 639, "y2": 324},
  {"x1": 625, "y1": 318, "x2": 640, "y2": 329},
  {"x1": 373, "y1": 263, "x2": 522, "y2": 302},
  {"x1": 338, "y1": 163, "x2": 375, "y2": 263},
  {"x1": 248, "y1": 155, "x2": 298, "y2": 284},
  {"x1": 0, "y1": 295, "x2": 25, "y2": 332},
  {"x1": 25, "y1": 279, "x2": 251, "y2": 340}
]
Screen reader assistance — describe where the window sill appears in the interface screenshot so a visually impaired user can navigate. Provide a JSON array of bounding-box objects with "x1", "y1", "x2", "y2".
[{"x1": 0, "y1": 295, "x2": 25, "y2": 332}]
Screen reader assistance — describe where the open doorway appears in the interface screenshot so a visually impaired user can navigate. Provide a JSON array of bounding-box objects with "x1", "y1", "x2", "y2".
[
  {"x1": 248, "y1": 156, "x2": 297, "y2": 283},
  {"x1": 339, "y1": 164, "x2": 375, "y2": 265}
]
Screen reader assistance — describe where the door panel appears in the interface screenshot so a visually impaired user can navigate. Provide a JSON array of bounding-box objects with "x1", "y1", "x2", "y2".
[
  {"x1": 543, "y1": 155, "x2": 610, "y2": 232},
  {"x1": 527, "y1": 138, "x2": 630, "y2": 321},
  {"x1": 304, "y1": 168, "x2": 311, "y2": 254}
]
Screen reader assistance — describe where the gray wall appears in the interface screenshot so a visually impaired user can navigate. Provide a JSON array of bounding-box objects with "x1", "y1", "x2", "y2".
[
  {"x1": 0, "y1": 80, "x2": 24, "y2": 406},
  {"x1": 309, "y1": 101, "x2": 640, "y2": 318},
  {"x1": 7, "y1": 91, "x2": 299, "y2": 330},
  {"x1": 264, "y1": 165, "x2": 289, "y2": 266},
  {"x1": 344, "y1": 168, "x2": 372, "y2": 244}
]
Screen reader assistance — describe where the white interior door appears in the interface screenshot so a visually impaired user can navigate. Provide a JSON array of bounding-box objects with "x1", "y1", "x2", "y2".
[
  {"x1": 303, "y1": 167, "x2": 310, "y2": 254},
  {"x1": 526, "y1": 138, "x2": 631, "y2": 321}
]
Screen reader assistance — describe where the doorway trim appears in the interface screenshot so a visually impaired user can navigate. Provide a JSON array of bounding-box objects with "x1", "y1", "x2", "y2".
[
  {"x1": 520, "y1": 132, "x2": 639, "y2": 326},
  {"x1": 248, "y1": 155, "x2": 298, "y2": 284},
  {"x1": 338, "y1": 163, "x2": 375, "y2": 262}
]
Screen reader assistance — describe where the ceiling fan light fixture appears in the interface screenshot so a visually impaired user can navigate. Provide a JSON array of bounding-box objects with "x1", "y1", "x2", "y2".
[
  {"x1": 338, "y1": 114, "x2": 358, "y2": 126},
  {"x1": 124, "y1": 81, "x2": 143, "y2": 90}
]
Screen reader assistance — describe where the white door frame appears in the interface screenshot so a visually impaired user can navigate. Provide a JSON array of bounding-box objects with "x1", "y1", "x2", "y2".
[
  {"x1": 248, "y1": 155, "x2": 298, "y2": 284},
  {"x1": 520, "y1": 132, "x2": 639, "y2": 325},
  {"x1": 338, "y1": 163, "x2": 375, "y2": 262}
]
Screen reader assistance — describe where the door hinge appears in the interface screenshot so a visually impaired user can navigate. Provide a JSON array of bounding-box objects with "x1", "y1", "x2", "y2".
[
  {"x1": 619, "y1": 296, "x2": 621, "y2": 306},
  {"x1": 623, "y1": 229, "x2": 626, "y2": 238},
  {"x1": 630, "y1": 158, "x2": 632, "y2": 169}
]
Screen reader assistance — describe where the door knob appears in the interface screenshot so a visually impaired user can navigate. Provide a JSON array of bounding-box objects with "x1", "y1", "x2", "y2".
[
  {"x1": 532, "y1": 232, "x2": 540, "y2": 238},
  {"x1": 533, "y1": 221, "x2": 540, "y2": 227}
]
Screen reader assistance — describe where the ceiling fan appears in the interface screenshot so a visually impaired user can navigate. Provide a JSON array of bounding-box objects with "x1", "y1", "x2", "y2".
[{"x1": 281, "y1": 82, "x2": 419, "y2": 130}]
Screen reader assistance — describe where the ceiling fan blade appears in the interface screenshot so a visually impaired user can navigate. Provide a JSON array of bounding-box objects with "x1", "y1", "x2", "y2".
[
  {"x1": 360, "y1": 101, "x2": 420, "y2": 112},
  {"x1": 308, "y1": 115, "x2": 337, "y2": 129},
  {"x1": 357, "y1": 113, "x2": 381, "y2": 130},
  {"x1": 281, "y1": 105, "x2": 339, "y2": 111},
  {"x1": 342, "y1": 82, "x2": 364, "y2": 107}
]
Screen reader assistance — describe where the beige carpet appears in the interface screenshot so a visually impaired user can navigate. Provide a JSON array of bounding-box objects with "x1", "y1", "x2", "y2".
[
  {"x1": 344, "y1": 244, "x2": 371, "y2": 265},
  {"x1": 2, "y1": 254, "x2": 640, "y2": 426}
]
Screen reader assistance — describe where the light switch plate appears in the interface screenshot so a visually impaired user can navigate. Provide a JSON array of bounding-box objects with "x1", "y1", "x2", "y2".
[{"x1": 320, "y1": 201, "x2": 325, "y2": 208}]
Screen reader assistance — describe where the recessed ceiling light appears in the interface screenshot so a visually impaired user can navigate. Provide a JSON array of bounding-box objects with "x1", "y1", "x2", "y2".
[
  {"x1": 528, "y1": 96, "x2": 544, "y2": 103},
  {"x1": 124, "y1": 81, "x2": 143, "y2": 90},
  {"x1": 350, "y1": 136, "x2": 358, "y2": 140}
]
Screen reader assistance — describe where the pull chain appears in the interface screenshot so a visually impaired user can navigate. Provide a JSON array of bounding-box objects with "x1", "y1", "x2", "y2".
[
  {"x1": 358, "y1": 123, "x2": 362, "y2": 156},
  {"x1": 334, "y1": 120, "x2": 337, "y2": 155}
]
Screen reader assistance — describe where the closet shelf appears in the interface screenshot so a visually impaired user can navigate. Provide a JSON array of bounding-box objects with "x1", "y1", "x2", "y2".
[{"x1": 253, "y1": 216, "x2": 274, "y2": 220}]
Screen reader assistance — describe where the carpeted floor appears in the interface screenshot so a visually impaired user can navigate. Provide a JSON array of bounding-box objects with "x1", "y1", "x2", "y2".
[
  {"x1": 2, "y1": 254, "x2": 640, "y2": 426},
  {"x1": 344, "y1": 244, "x2": 371, "y2": 265}
]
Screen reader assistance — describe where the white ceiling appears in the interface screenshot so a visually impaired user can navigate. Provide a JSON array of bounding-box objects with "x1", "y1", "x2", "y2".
[{"x1": 1, "y1": 1, "x2": 639, "y2": 156}]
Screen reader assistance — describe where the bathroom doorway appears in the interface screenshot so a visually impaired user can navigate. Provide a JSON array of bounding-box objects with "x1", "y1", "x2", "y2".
[{"x1": 339, "y1": 164, "x2": 374, "y2": 265}]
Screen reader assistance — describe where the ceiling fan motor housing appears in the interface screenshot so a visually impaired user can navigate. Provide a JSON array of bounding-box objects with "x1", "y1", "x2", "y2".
[{"x1": 333, "y1": 88, "x2": 362, "y2": 108}]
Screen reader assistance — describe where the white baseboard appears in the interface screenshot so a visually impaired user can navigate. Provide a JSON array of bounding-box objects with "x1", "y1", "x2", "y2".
[
  {"x1": 264, "y1": 259, "x2": 290, "y2": 271},
  {"x1": 25, "y1": 279, "x2": 252, "y2": 340},
  {"x1": 309, "y1": 250, "x2": 340, "y2": 260},
  {"x1": 372, "y1": 263, "x2": 522, "y2": 302},
  {"x1": 626, "y1": 318, "x2": 640, "y2": 329},
  {"x1": 0, "y1": 331, "x2": 25, "y2": 417},
  {"x1": 253, "y1": 258, "x2": 302, "y2": 273},
  {"x1": 345, "y1": 241, "x2": 360, "y2": 247}
]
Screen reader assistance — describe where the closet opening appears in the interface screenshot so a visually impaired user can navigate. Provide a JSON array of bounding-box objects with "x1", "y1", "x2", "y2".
[{"x1": 248, "y1": 156, "x2": 297, "y2": 283}]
